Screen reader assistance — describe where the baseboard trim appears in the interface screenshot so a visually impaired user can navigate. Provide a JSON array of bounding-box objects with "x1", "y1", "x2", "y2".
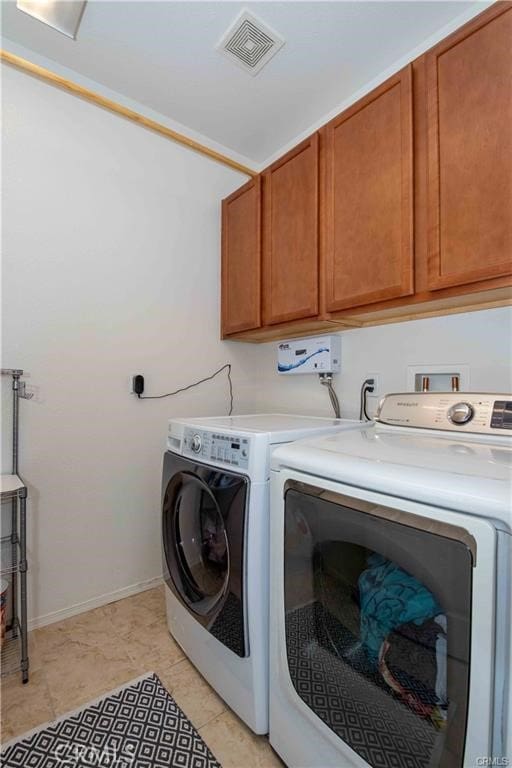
[{"x1": 28, "y1": 576, "x2": 163, "y2": 630}]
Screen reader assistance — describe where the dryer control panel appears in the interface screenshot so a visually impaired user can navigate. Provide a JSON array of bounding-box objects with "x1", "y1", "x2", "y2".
[
  {"x1": 376, "y1": 392, "x2": 512, "y2": 435},
  {"x1": 182, "y1": 427, "x2": 250, "y2": 468}
]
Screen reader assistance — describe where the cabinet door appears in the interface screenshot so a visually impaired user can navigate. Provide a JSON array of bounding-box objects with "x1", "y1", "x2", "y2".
[
  {"x1": 322, "y1": 66, "x2": 414, "y2": 312},
  {"x1": 263, "y1": 135, "x2": 319, "y2": 325},
  {"x1": 221, "y1": 177, "x2": 261, "y2": 336},
  {"x1": 427, "y1": 4, "x2": 512, "y2": 290}
]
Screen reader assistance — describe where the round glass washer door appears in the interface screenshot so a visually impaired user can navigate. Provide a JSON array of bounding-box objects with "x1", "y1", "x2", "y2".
[{"x1": 163, "y1": 471, "x2": 230, "y2": 616}]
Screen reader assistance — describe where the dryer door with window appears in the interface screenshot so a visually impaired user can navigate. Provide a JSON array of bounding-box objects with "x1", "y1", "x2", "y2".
[
  {"x1": 162, "y1": 452, "x2": 248, "y2": 656},
  {"x1": 283, "y1": 481, "x2": 474, "y2": 768}
]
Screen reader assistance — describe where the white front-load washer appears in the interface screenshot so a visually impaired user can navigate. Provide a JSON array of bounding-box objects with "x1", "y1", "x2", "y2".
[
  {"x1": 161, "y1": 413, "x2": 362, "y2": 734},
  {"x1": 269, "y1": 393, "x2": 512, "y2": 768}
]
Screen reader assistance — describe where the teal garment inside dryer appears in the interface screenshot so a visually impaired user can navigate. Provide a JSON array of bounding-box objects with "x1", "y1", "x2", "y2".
[{"x1": 358, "y1": 552, "x2": 442, "y2": 663}]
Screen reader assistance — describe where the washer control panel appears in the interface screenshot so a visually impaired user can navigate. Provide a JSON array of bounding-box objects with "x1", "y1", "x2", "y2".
[
  {"x1": 376, "y1": 392, "x2": 512, "y2": 435},
  {"x1": 182, "y1": 427, "x2": 250, "y2": 468}
]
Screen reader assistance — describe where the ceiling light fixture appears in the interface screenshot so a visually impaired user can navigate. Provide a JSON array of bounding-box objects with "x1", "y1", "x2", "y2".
[{"x1": 16, "y1": 0, "x2": 87, "y2": 39}]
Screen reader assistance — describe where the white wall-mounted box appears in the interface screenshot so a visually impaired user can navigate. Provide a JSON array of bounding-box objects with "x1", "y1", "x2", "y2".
[{"x1": 277, "y1": 335, "x2": 341, "y2": 375}]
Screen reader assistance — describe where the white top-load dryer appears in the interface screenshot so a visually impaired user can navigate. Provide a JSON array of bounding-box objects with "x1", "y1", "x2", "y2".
[
  {"x1": 161, "y1": 413, "x2": 362, "y2": 734},
  {"x1": 269, "y1": 393, "x2": 512, "y2": 768}
]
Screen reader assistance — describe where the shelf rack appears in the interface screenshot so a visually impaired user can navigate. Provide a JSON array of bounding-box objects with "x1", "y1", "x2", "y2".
[{"x1": 1, "y1": 368, "x2": 30, "y2": 683}]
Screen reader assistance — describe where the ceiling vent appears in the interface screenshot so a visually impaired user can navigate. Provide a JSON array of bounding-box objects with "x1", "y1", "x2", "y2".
[{"x1": 216, "y1": 10, "x2": 285, "y2": 77}]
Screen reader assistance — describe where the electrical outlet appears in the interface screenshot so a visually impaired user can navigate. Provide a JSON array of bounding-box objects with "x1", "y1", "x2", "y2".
[{"x1": 365, "y1": 373, "x2": 380, "y2": 395}]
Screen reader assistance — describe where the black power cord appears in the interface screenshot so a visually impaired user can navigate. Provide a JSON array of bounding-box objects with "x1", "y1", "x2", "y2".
[
  {"x1": 359, "y1": 378, "x2": 375, "y2": 421},
  {"x1": 138, "y1": 363, "x2": 233, "y2": 415}
]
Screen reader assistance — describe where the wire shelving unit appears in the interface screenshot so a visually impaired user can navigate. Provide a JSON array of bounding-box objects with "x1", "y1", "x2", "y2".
[{"x1": 1, "y1": 368, "x2": 30, "y2": 683}]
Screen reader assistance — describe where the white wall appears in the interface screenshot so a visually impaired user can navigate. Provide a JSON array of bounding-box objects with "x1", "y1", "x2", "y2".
[
  {"x1": 1, "y1": 64, "x2": 260, "y2": 626},
  {"x1": 2, "y1": 64, "x2": 511, "y2": 629},
  {"x1": 236, "y1": 308, "x2": 512, "y2": 419}
]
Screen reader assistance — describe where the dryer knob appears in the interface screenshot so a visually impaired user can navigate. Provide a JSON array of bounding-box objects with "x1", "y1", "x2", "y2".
[
  {"x1": 448, "y1": 402, "x2": 474, "y2": 425},
  {"x1": 191, "y1": 434, "x2": 202, "y2": 453}
]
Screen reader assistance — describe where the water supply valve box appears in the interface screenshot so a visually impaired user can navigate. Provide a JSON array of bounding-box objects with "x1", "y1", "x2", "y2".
[{"x1": 277, "y1": 335, "x2": 341, "y2": 375}]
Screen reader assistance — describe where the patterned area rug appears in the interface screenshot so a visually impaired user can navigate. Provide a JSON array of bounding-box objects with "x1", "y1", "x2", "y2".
[{"x1": 1, "y1": 673, "x2": 221, "y2": 768}]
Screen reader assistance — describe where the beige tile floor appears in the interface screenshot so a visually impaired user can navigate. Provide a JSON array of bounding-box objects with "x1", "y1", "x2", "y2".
[{"x1": 0, "y1": 586, "x2": 283, "y2": 767}]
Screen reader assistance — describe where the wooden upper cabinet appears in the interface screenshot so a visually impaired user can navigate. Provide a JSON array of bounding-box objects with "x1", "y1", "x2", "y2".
[
  {"x1": 221, "y1": 177, "x2": 261, "y2": 336},
  {"x1": 262, "y1": 135, "x2": 319, "y2": 325},
  {"x1": 427, "y1": 3, "x2": 512, "y2": 291},
  {"x1": 321, "y1": 66, "x2": 414, "y2": 312},
  {"x1": 220, "y1": 4, "x2": 512, "y2": 342}
]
